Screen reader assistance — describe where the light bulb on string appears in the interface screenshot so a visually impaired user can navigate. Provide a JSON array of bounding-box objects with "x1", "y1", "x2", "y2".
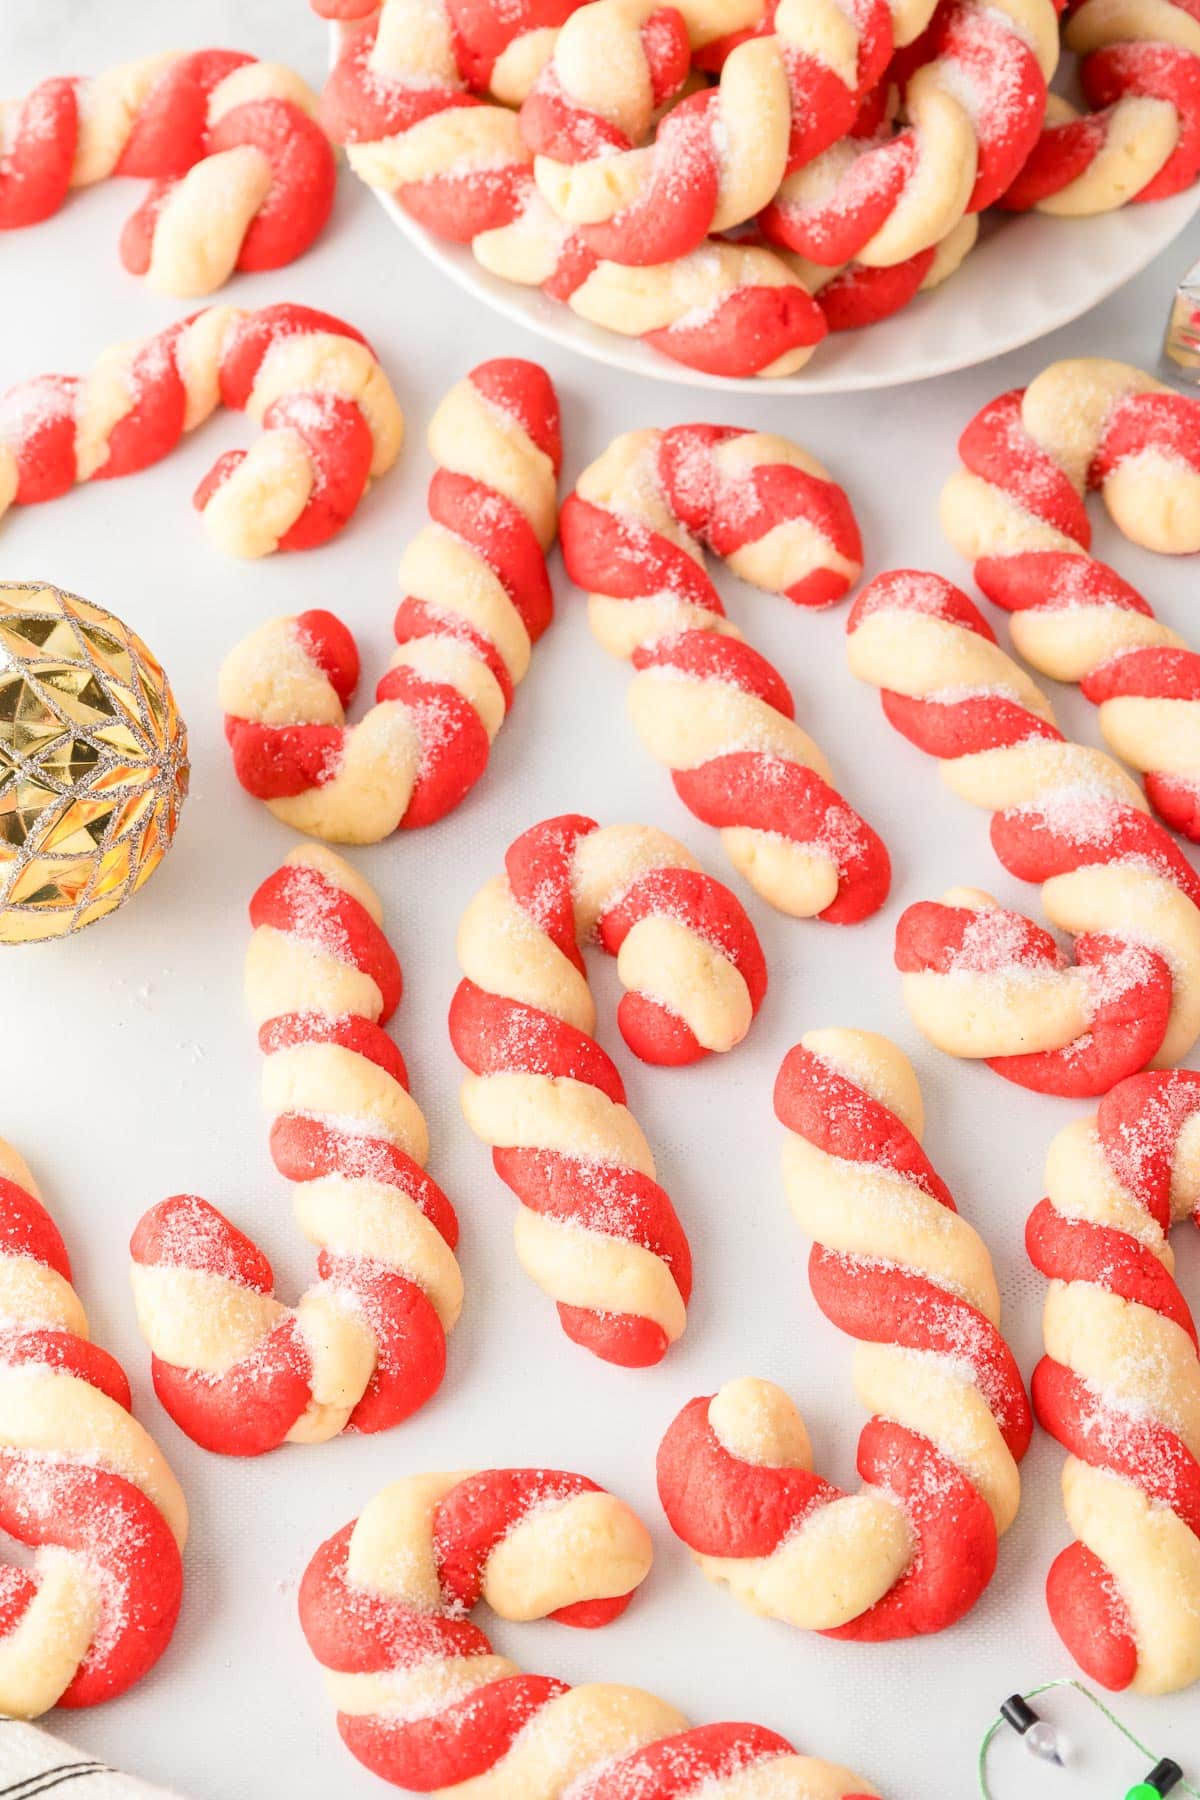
[
  {"x1": 1000, "y1": 1694, "x2": 1067, "y2": 1767},
  {"x1": 1127, "y1": 1758, "x2": 1184, "y2": 1800}
]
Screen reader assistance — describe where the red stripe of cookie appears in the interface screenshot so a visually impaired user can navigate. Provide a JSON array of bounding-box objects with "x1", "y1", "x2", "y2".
[
  {"x1": 0, "y1": 1327, "x2": 131, "y2": 1411},
  {"x1": 976, "y1": 549, "x2": 1154, "y2": 620},
  {"x1": 270, "y1": 1114, "x2": 459, "y2": 1249},
  {"x1": 957, "y1": 389, "x2": 1091, "y2": 547},
  {"x1": 427, "y1": 468, "x2": 554, "y2": 645},
  {"x1": 468, "y1": 359, "x2": 562, "y2": 473},
  {"x1": 675, "y1": 753, "x2": 891, "y2": 924},
  {"x1": 339, "y1": 1675, "x2": 568, "y2": 1790},
  {"x1": 657, "y1": 1395, "x2": 835, "y2": 1558},
  {"x1": 1027, "y1": 1196, "x2": 1196, "y2": 1341},
  {"x1": 632, "y1": 631, "x2": 796, "y2": 719},
  {"x1": 559, "y1": 493, "x2": 722, "y2": 614},
  {"x1": 0, "y1": 1174, "x2": 72, "y2": 1279},
  {"x1": 505, "y1": 814, "x2": 596, "y2": 973},
  {"x1": 1046, "y1": 1541, "x2": 1138, "y2": 1691},
  {"x1": 571, "y1": 1723, "x2": 799, "y2": 1799},
  {"x1": 250, "y1": 861, "x2": 403, "y2": 1021}
]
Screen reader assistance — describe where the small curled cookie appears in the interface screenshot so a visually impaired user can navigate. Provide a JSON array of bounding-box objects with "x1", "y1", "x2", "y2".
[
  {"x1": 1028, "y1": 1070, "x2": 1200, "y2": 1694},
  {"x1": 450, "y1": 813, "x2": 767, "y2": 1365},
  {"x1": 299, "y1": 1463, "x2": 883, "y2": 1795},
  {"x1": 659, "y1": 1029, "x2": 1029, "y2": 1638},
  {"x1": 761, "y1": 0, "x2": 1061, "y2": 269},
  {"x1": 1001, "y1": 0, "x2": 1200, "y2": 215},
  {"x1": 560, "y1": 424, "x2": 890, "y2": 922},
  {"x1": 941, "y1": 357, "x2": 1200, "y2": 560},
  {"x1": 130, "y1": 844, "x2": 461, "y2": 1454},
  {"x1": 0, "y1": 1141, "x2": 187, "y2": 1717},
  {"x1": 0, "y1": 303, "x2": 402, "y2": 557},
  {"x1": 0, "y1": 50, "x2": 335, "y2": 295},
  {"x1": 940, "y1": 358, "x2": 1200, "y2": 842},
  {"x1": 220, "y1": 357, "x2": 559, "y2": 840},
  {"x1": 847, "y1": 569, "x2": 1200, "y2": 1094}
]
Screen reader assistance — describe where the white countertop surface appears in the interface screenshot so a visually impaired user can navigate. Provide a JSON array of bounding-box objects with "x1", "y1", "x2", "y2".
[{"x1": 4, "y1": 3, "x2": 1200, "y2": 1796}]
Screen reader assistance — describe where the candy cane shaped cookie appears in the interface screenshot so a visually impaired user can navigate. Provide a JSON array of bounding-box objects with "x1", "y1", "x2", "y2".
[
  {"x1": 0, "y1": 51, "x2": 335, "y2": 295},
  {"x1": 659, "y1": 1030, "x2": 1030, "y2": 1639},
  {"x1": 319, "y1": 5, "x2": 828, "y2": 378},
  {"x1": 451, "y1": 814, "x2": 766, "y2": 1365},
  {"x1": 1002, "y1": 0, "x2": 1200, "y2": 214},
  {"x1": 941, "y1": 358, "x2": 1200, "y2": 841},
  {"x1": 0, "y1": 303, "x2": 402, "y2": 557},
  {"x1": 300, "y1": 1466, "x2": 882, "y2": 1796},
  {"x1": 130, "y1": 845, "x2": 461, "y2": 1454},
  {"x1": 847, "y1": 571, "x2": 1200, "y2": 1094},
  {"x1": 560, "y1": 426, "x2": 889, "y2": 922},
  {"x1": 221, "y1": 358, "x2": 559, "y2": 842},
  {"x1": 1027, "y1": 1070, "x2": 1200, "y2": 1694},
  {"x1": 0, "y1": 1141, "x2": 187, "y2": 1716},
  {"x1": 761, "y1": 0, "x2": 1062, "y2": 268}
]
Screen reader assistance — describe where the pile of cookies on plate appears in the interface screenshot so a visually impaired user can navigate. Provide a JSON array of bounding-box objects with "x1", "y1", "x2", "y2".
[{"x1": 320, "y1": 0, "x2": 1200, "y2": 375}]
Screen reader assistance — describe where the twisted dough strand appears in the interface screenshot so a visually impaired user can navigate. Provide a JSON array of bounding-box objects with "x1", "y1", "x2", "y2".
[
  {"x1": 300, "y1": 1465, "x2": 882, "y2": 1796},
  {"x1": 0, "y1": 1142, "x2": 187, "y2": 1717},
  {"x1": 560, "y1": 425, "x2": 890, "y2": 921},
  {"x1": 320, "y1": 1, "x2": 829, "y2": 378},
  {"x1": 659, "y1": 1030, "x2": 1029, "y2": 1639},
  {"x1": 451, "y1": 814, "x2": 767, "y2": 1365},
  {"x1": 130, "y1": 844, "x2": 461, "y2": 1454},
  {"x1": 0, "y1": 50, "x2": 335, "y2": 295},
  {"x1": 941, "y1": 357, "x2": 1200, "y2": 842},
  {"x1": 847, "y1": 569, "x2": 1200, "y2": 1094},
  {"x1": 0, "y1": 302, "x2": 402, "y2": 557},
  {"x1": 1028, "y1": 1070, "x2": 1200, "y2": 1694},
  {"x1": 221, "y1": 357, "x2": 559, "y2": 842},
  {"x1": 1002, "y1": 0, "x2": 1200, "y2": 213}
]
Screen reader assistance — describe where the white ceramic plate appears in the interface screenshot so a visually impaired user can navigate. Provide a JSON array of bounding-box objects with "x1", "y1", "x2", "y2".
[{"x1": 361, "y1": 157, "x2": 1200, "y2": 392}]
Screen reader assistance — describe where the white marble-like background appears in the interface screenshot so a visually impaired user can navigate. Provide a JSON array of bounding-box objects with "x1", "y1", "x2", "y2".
[{"x1": 2, "y1": 3, "x2": 1200, "y2": 1795}]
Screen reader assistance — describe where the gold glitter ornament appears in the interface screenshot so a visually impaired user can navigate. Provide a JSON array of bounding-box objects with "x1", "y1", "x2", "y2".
[{"x1": 0, "y1": 582, "x2": 188, "y2": 943}]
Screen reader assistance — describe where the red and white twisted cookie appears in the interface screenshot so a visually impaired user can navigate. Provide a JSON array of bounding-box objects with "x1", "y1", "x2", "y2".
[
  {"x1": 1028, "y1": 1070, "x2": 1200, "y2": 1693},
  {"x1": 761, "y1": 0, "x2": 1061, "y2": 267},
  {"x1": 320, "y1": 2, "x2": 829, "y2": 378},
  {"x1": 220, "y1": 358, "x2": 558, "y2": 841},
  {"x1": 0, "y1": 51, "x2": 335, "y2": 295},
  {"x1": 659, "y1": 1029, "x2": 1030, "y2": 1639},
  {"x1": 300, "y1": 1465, "x2": 882, "y2": 1796},
  {"x1": 0, "y1": 1141, "x2": 187, "y2": 1716},
  {"x1": 519, "y1": 0, "x2": 926, "y2": 267},
  {"x1": 0, "y1": 303, "x2": 402, "y2": 557},
  {"x1": 560, "y1": 425, "x2": 889, "y2": 922},
  {"x1": 847, "y1": 570, "x2": 1200, "y2": 1095},
  {"x1": 942, "y1": 357, "x2": 1200, "y2": 841},
  {"x1": 451, "y1": 814, "x2": 766, "y2": 1366},
  {"x1": 1002, "y1": 0, "x2": 1200, "y2": 213},
  {"x1": 130, "y1": 844, "x2": 461, "y2": 1455}
]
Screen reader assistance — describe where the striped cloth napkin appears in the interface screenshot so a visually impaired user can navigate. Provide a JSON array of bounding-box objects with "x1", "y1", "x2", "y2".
[{"x1": 0, "y1": 1720, "x2": 186, "y2": 1797}]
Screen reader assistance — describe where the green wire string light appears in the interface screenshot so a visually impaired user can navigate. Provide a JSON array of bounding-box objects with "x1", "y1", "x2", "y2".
[{"x1": 977, "y1": 1681, "x2": 1198, "y2": 1800}]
